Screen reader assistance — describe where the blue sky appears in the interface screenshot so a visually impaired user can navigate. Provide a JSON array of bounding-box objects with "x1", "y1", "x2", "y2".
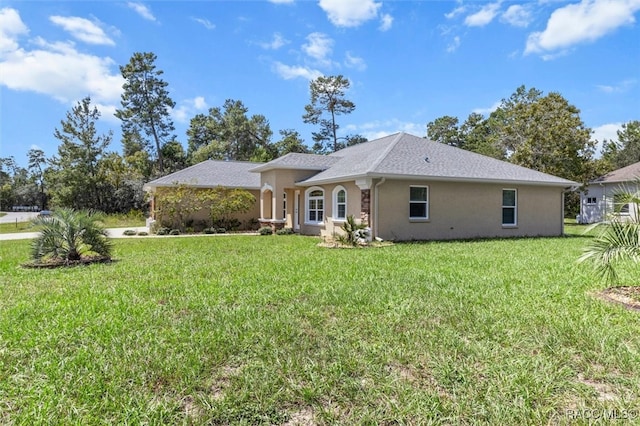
[{"x1": 1, "y1": 0, "x2": 639, "y2": 167}]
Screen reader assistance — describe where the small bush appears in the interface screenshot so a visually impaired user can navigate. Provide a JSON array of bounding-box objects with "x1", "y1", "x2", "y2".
[
  {"x1": 276, "y1": 227, "x2": 294, "y2": 235},
  {"x1": 259, "y1": 226, "x2": 273, "y2": 235},
  {"x1": 217, "y1": 228, "x2": 227, "y2": 234},
  {"x1": 203, "y1": 227, "x2": 217, "y2": 234},
  {"x1": 169, "y1": 229, "x2": 181, "y2": 236},
  {"x1": 137, "y1": 231, "x2": 148, "y2": 236},
  {"x1": 123, "y1": 229, "x2": 137, "y2": 236},
  {"x1": 156, "y1": 227, "x2": 171, "y2": 236}
]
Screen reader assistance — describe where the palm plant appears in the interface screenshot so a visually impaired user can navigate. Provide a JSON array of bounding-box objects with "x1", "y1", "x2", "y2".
[
  {"x1": 579, "y1": 181, "x2": 640, "y2": 283},
  {"x1": 30, "y1": 208, "x2": 112, "y2": 263}
]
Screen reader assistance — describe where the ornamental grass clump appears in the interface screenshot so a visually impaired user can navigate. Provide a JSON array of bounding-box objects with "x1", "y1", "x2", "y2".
[
  {"x1": 27, "y1": 208, "x2": 112, "y2": 266},
  {"x1": 579, "y1": 180, "x2": 640, "y2": 283}
]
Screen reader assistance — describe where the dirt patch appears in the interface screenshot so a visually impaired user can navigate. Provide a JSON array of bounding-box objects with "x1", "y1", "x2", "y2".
[
  {"x1": 595, "y1": 286, "x2": 640, "y2": 311},
  {"x1": 577, "y1": 374, "x2": 619, "y2": 402},
  {"x1": 21, "y1": 256, "x2": 112, "y2": 269}
]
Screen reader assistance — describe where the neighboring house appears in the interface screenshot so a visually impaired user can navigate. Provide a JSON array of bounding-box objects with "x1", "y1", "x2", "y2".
[
  {"x1": 144, "y1": 160, "x2": 261, "y2": 229},
  {"x1": 578, "y1": 161, "x2": 640, "y2": 224},
  {"x1": 251, "y1": 132, "x2": 577, "y2": 241}
]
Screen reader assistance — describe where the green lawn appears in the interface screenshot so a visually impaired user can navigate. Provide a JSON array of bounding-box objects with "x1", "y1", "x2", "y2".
[{"x1": 0, "y1": 230, "x2": 638, "y2": 424}]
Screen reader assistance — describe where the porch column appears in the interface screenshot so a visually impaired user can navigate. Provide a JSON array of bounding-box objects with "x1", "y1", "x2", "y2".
[{"x1": 356, "y1": 178, "x2": 373, "y2": 226}]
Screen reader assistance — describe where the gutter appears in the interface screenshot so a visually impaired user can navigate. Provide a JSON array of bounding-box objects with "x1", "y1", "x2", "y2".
[{"x1": 374, "y1": 177, "x2": 386, "y2": 239}]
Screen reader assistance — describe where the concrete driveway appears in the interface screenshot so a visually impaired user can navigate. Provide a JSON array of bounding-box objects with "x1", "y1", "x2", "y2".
[{"x1": 0, "y1": 226, "x2": 149, "y2": 241}]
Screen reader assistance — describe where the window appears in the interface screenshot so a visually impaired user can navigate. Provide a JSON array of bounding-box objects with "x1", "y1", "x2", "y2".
[
  {"x1": 306, "y1": 188, "x2": 324, "y2": 224},
  {"x1": 283, "y1": 192, "x2": 287, "y2": 219},
  {"x1": 333, "y1": 186, "x2": 347, "y2": 220},
  {"x1": 409, "y1": 186, "x2": 428, "y2": 219},
  {"x1": 586, "y1": 197, "x2": 597, "y2": 205},
  {"x1": 502, "y1": 189, "x2": 517, "y2": 226}
]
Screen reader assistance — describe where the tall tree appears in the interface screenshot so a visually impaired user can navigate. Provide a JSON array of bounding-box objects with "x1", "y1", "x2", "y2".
[
  {"x1": 601, "y1": 120, "x2": 640, "y2": 170},
  {"x1": 272, "y1": 129, "x2": 310, "y2": 157},
  {"x1": 48, "y1": 96, "x2": 112, "y2": 210},
  {"x1": 187, "y1": 99, "x2": 273, "y2": 163},
  {"x1": 302, "y1": 75, "x2": 356, "y2": 154},
  {"x1": 427, "y1": 115, "x2": 462, "y2": 147},
  {"x1": 115, "y1": 52, "x2": 176, "y2": 175},
  {"x1": 27, "y1": 148, "x2": 47, "y2": 210}
]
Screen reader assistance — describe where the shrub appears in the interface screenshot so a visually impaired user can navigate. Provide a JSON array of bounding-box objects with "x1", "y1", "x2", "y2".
[
  {"x1": 123, "y1": 229, "x2": 138, "y2": 236},
  {"x1": 337, "y1": 215, "x2": 369, "y2": 246},
  {"x1": 156, "y1": 227, "x2": 171, "y2": 236},
  {"x1": 169, "y1": 229, "x2": 181, "y2": 236},
  {"x1": 203, "y1": 227, "x2": 217, "y2": 234},
  {"x1": 29, "y1": 208, "x2": 112, "y2": 263},
  {"x1": 216, "y1": 228, "x2": 227, "y2": 234},
  {"x1": 136, "y1": 231, "x2": 148, "y2": 236},
  {"x1": 276, "y1": 227, "x2": 294, "y2": 235},
  {"x1": 259, "y1": 226, "x2": 273, "y2": 235}
]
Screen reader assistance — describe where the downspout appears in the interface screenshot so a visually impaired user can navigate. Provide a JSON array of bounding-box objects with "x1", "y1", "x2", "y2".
[{"x1": 374, "y1": 177, "x2": 386, "y2": 239}]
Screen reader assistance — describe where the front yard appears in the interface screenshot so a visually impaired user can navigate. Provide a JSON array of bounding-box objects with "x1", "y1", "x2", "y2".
[{"x1": 0, "y1": 230, "x2": 638, "y2": 424}]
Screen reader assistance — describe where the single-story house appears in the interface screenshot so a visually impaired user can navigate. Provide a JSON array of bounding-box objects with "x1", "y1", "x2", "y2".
[
  {"x1": 143, "y1": 160, "x2": 261, "y2": 229},
  {"x1": 578, "y1": 161, "x2": 640, "y2": 224},
  {"x1": 145, "y1": 132, "x2": 577, "y2": 240},
  {"x1": 252, "y1": 132, "x2": 577, "y2": 240}
]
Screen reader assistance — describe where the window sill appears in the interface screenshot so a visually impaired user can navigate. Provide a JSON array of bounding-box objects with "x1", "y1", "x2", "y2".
[
  {"x1": 304, "y1": 222, "x2": 324, "y2": 226},
  {"x1": 502, "y1": 224, "x2": 518, "y2": 228},
  {"x1": 409, "y1": 218, "x2": 429, "y2": 222}
]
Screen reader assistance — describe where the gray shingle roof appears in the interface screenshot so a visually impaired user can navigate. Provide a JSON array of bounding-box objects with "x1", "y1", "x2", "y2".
[
  {"x1": 144, "y1": 160, "x2": 261, "y2": 190},
  {"x1": 249, "y1": 152, "x2": 340, "y2": 172},
  {"x1": 592, "y1": 161, "x2": 640, "y2": 184},
  {"x1": 301, "y1": 132, "x2": 577, "y2": 187}
]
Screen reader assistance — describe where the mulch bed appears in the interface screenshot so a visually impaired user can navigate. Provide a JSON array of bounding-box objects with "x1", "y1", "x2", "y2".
[
  {"x1": 22, "y1": 256, "x2": 113, "y2": 269},
  {"x1": 596, "y1": 286, "x2": 640, "y2": 311}
]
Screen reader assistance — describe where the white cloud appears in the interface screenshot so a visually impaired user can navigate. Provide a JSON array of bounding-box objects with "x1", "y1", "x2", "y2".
[
  {"x1": 172, "y1": 96, "x2": 208, "y2": 123},
  {"x1": 597, "y1": 79, "x2": 637, "y2": 93},
  {"x1": 50, "y1": 16, "x2": 115, "y2": 46},
  {"x1": 302, "y1": 32, "x2": 334, "y2": 66},
  {"x1": 593, "y1": 122, "x2": 622, "y2": 142},
  {"x1": 501, "y1": 5, "x2": 532, "y2": 28},
  {"x1": 344, "y1": 52, "x2": 366, "y2": 71},
  {"x1": 446, "y1": 36, "x2": 461, "y2": 53},
  {"x1": 464, "y1": 2, "x2": 502, "y2": 27},
  {"x1": 379, "y1": 13, "x2": 393, "y2": 31},
  {"x1": 259, "y1": 32, "x2": 289, "y2": 50},
  {"x1": 192, "y1": 17, "x2": 215, "y2": 30},
  {"x1": 525, "y1": 0, "x2": 640, "y2": 55},
  {"x1": 318, "y1": 0, "x2": 382, "y2": 27},
  {"x1": 127, "y1": 2, "x2": 156, "y2": 21},
  {"x1": 272, "y1": 62, "x2": 322, "y2": 80},
  {"x1": 445, "y1": 6, "x2": 467, "y2": 20},
  {"x1": 0, "y1": 7, "x2": 29, "y2": 53},
  {"x1": 472, "y1": 101, "x2": 501, "y2": 115},
  {"x1": 0, "y1": 9, "x2": 123, "y2": 119}
]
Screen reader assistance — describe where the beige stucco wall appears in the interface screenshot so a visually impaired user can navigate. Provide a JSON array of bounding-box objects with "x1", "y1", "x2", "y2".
[
  {"x1": 298, "y1": 181, "x2": 362, "y2": 237},
  {"x1": 154, "y1": 188, "x2": 260, "y2": 230},
  {"x1": 376, "y1": 179, "x2": 564, "y2": 241}
]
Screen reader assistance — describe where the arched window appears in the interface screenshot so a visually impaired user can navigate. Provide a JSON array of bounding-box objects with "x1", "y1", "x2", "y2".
[
  {"x1": 305, "y1": 187, "x2": 324, "y2": 224},
  {"x1": 333, "y1": 186, "x2": 347, "y2": 220}
]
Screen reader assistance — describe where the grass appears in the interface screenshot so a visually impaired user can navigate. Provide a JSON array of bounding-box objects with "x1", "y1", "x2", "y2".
[
  {"x1": 0, "y1": 229, "x2": 638, "y2": 424},
  {"x1": 0, "y1": 212, "x2": 146, "y2": 234}
]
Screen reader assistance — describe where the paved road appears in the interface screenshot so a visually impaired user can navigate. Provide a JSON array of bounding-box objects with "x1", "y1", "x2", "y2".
[
  {"x1": 0, "y1": 227, "x2": 149, "y2": 241},
  {"x1": 0, "y1": 212, "x2": 40, "y2": 224}
]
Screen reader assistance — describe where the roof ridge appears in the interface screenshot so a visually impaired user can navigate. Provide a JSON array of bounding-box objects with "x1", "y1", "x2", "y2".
[{"x1": 364, "y1": 132, "x2": 406, "y2": 174}]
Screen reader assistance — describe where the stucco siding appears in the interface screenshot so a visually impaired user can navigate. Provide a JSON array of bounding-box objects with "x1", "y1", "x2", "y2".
[
  {"x1": 376, "y1": 180, "x2": 564, "y2": 241},
  {"x1": 298, "y1": 182, "x2": 362, "y2": 237}
]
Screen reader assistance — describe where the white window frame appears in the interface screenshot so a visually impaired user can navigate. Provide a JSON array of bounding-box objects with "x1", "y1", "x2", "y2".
[
  {"x1": 502, "y1": 189, "x2": 517, "y2": 227},
  {"x1": 409, "y1": 185, "x2": 429, "y2": 220},
  {"x1": 305, "y1": 187, "x2": 324, "y2": 225},
  {"x1": 333, "y1": 186, "x2": 347, "y2": 221}
]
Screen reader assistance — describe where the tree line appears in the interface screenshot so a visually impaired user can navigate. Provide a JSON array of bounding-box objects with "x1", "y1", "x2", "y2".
[{"x1": 1, "y1": 51, "x2": 638, "y2": 217}]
